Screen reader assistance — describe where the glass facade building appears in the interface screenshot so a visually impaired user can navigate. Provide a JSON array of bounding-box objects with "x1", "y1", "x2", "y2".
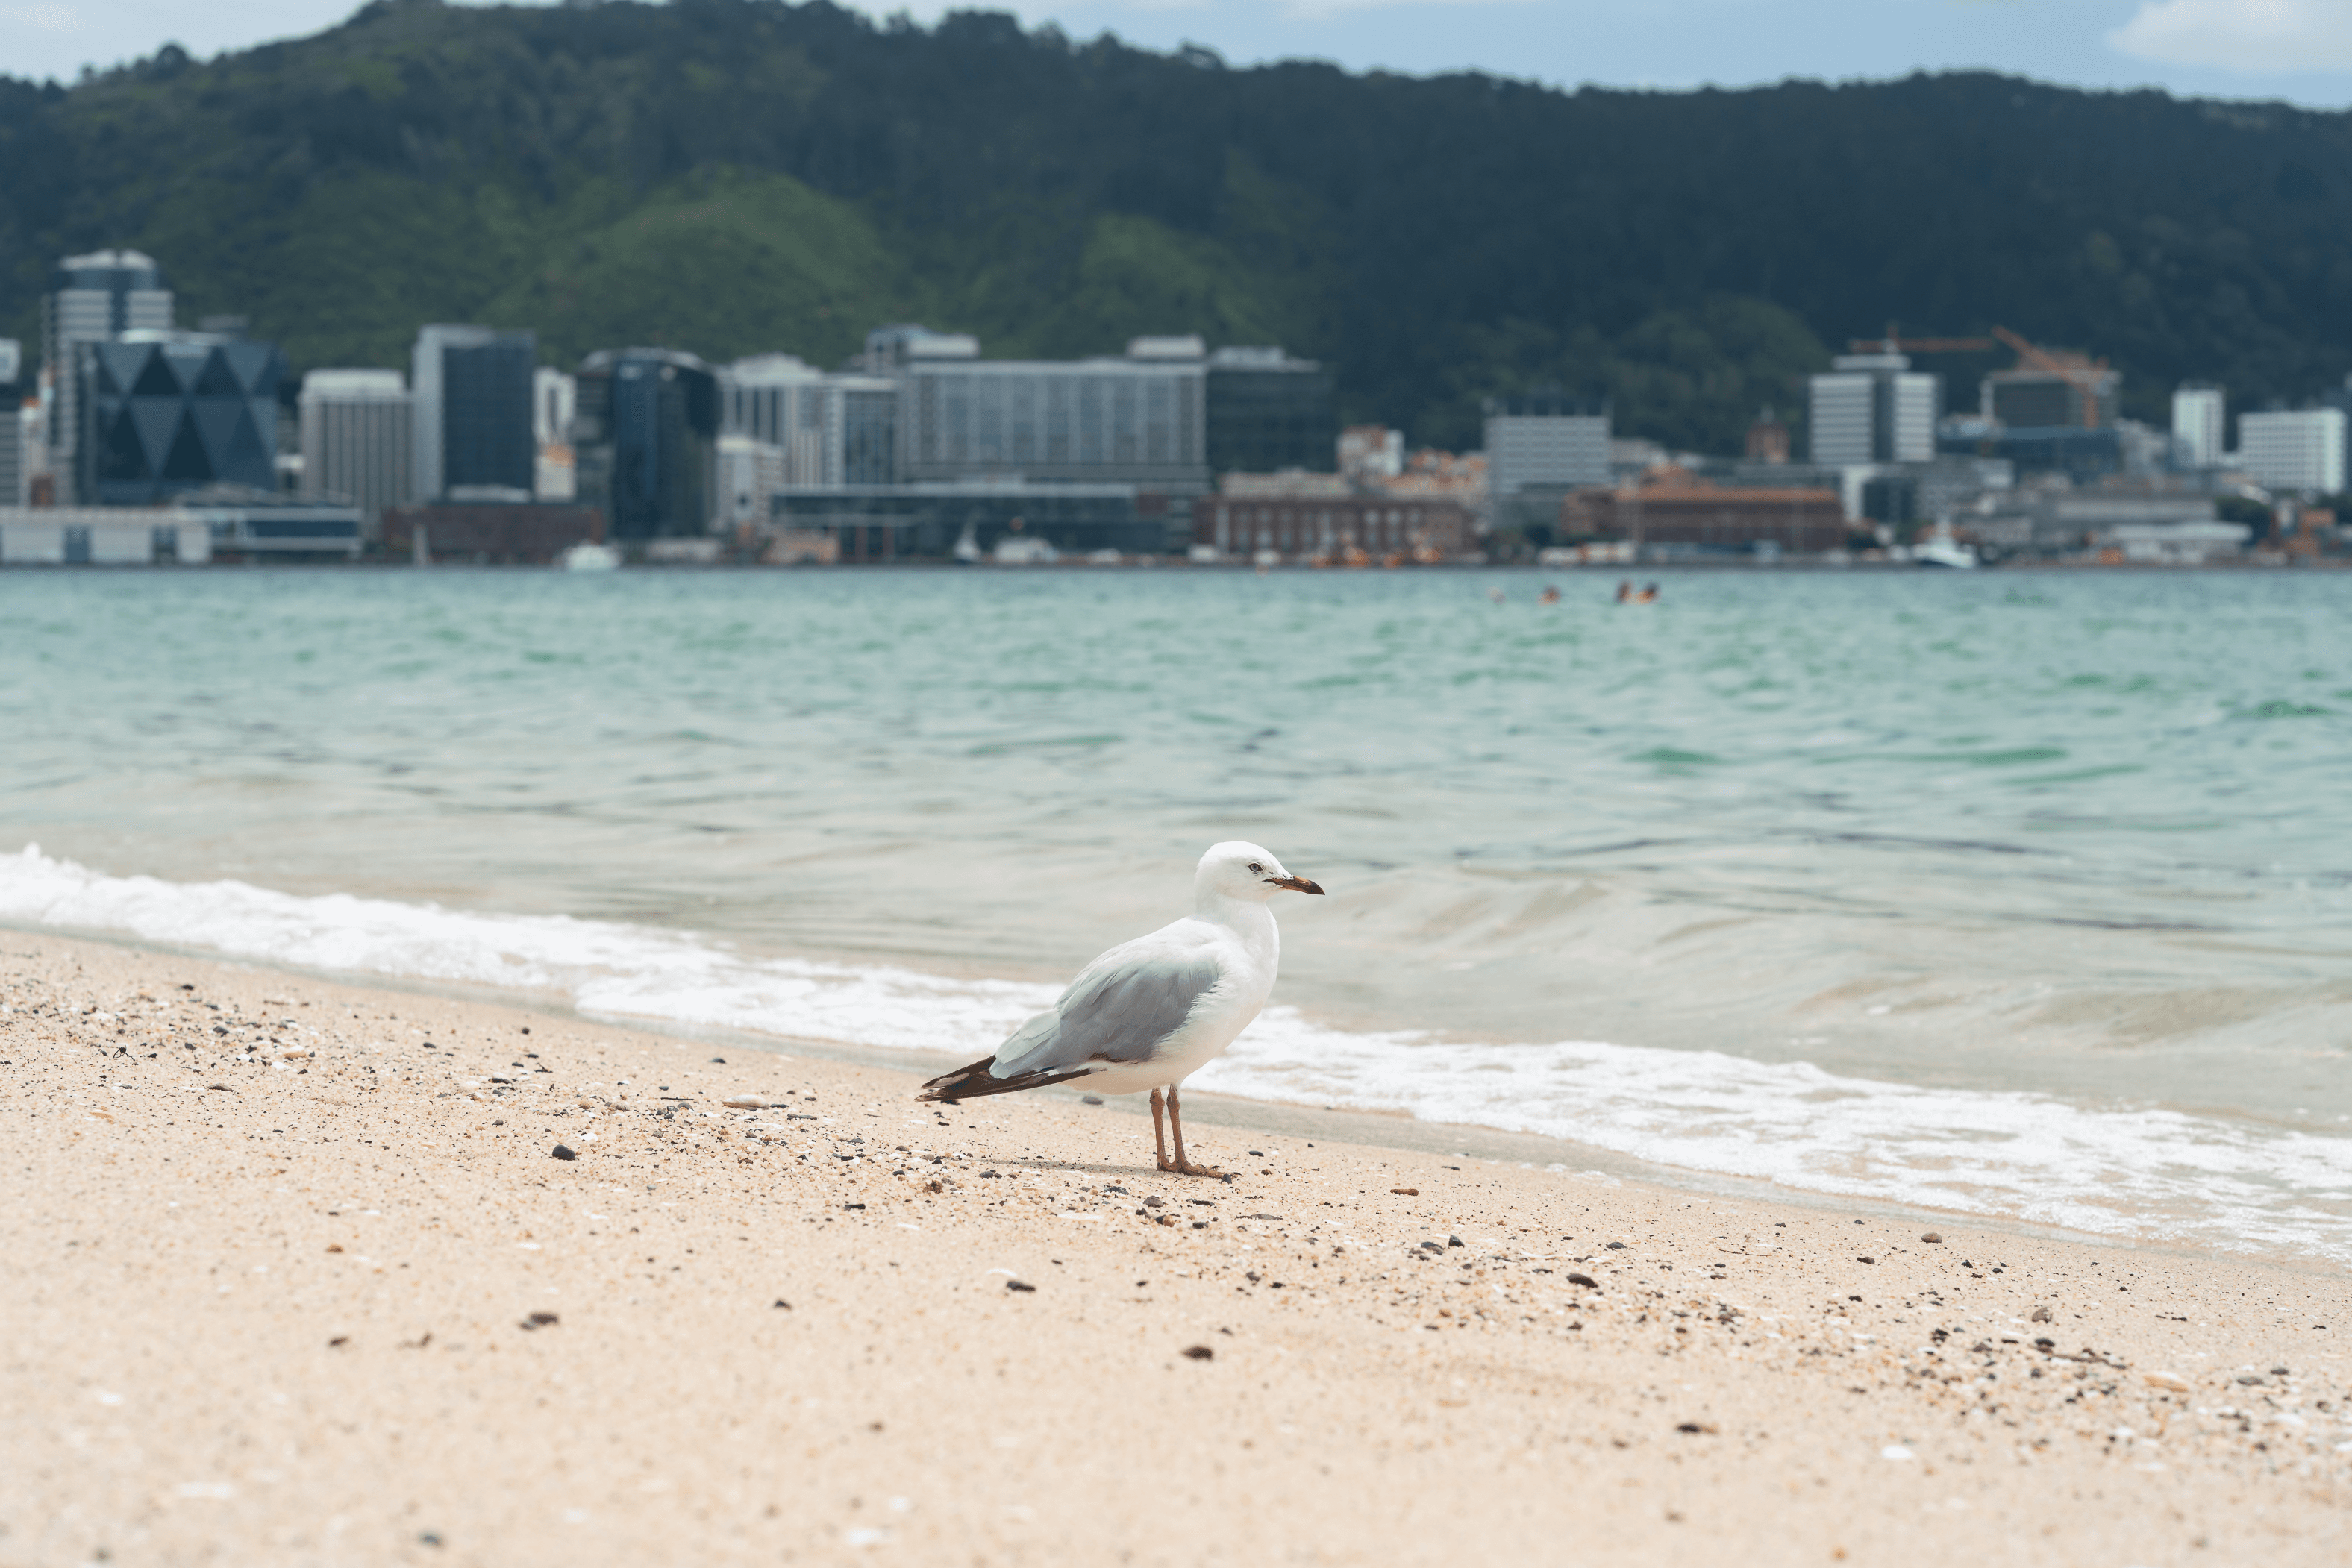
[
  {"x1": 1205, "y1": 347, "x2": 1335, "y2": 475},
  {"x1": 575, "y1": 348, "x2": 720, "y2": 539},
  {"x1": 412, "y1": 325, "x2": 537, "y2": 499},
  {"x1": 75, "y1": 333, "x2": 284, "y2": 506},
  {"x1": 900, "y1": 356, "x2": 1207, "y2": 492},
  {"x1": 43, "y1": 250, "x2": 175, "y2": 504}
]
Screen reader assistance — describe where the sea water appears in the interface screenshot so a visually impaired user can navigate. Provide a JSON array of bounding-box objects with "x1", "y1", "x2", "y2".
[{"x1": 4, "y1": 567, "x2": 2350, "y2": 1261}]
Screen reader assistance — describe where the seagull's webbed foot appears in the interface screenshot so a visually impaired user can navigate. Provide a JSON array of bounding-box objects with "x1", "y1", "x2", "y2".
[{"x1": 1167, "y1": 1158, "x2": 1231, "y2": 1181}]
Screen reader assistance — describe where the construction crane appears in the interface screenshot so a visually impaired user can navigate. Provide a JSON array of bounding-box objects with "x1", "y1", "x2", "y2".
[{"x1": 1990, "y1": 326, "x2": 2110, "y2": 427}]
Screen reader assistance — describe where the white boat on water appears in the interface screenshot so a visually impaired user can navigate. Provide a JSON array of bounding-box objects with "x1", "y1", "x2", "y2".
[
  {"x1": 1912, "y1": 522, "x2": 1979, "y2": 569},
  {"x1": 559, "y1": 542, "x2": 622, "y2": 572}
]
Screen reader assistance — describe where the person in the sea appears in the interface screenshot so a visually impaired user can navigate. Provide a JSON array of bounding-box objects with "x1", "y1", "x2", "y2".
[
  {"x1": 1614, "y1": 580, "x2": 1633, "y2": 603},
  {"x1": 1539, "y1": 584, "x2": 1561, "y2": 605},
  {"x1": 1635, "y1": 582, "x2": 1660, "y2": 603}
]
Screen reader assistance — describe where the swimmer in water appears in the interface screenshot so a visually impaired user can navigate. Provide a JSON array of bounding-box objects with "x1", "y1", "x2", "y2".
[
  {"x1": 1614, "y1": 580, "x2": 1633, "y2": 603},
  {"x1": 1539, "y1": 584, "x2": 1561, "y2": 605},
  {"x1": 1489, "y1": 586, "x2": 1506, "y2": 603},
  {"x1": 1634, "y1": 582, "x2": 1660, "y2": 603}
]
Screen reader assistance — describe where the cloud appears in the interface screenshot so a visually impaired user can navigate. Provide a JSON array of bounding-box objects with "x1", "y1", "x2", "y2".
[{"x1": 2109, "y1": 0, "x2": 2352, "y2": 73}]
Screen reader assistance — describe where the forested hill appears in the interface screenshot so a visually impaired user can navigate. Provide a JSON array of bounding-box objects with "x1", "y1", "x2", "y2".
[{"x1": 4, "y1": 0, "x2": 2350, "y2": 451}]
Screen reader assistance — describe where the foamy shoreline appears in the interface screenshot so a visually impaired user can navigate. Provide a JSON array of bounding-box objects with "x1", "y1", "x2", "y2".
[
  {"x1": 6, "y1": 929, "x2": 2351, "y2": 1564},
  {"x1": 10, "y1": 843, "x2": 2352, "y2": 1273}
]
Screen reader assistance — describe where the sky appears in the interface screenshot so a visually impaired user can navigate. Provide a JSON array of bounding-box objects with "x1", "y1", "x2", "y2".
[{"x1": 1, "y1": 0, "x2": 2349, "y2": 106}]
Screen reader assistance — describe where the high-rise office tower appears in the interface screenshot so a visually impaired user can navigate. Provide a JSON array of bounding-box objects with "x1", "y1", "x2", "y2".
[
  {"x1": 2171, "y1": 385, "x2": 2225, "y2": 468},
  {"x1": 411, "y1": 325, "x2": 536, "y2": 500},
  {"x1": 574, "y1": 348, "x2": 720, "y2": 539},
  {"x1": 42, "y1": 250, "x2": 174, "y2": 504},
  {"x1": 0, "y1": 339, "x2": 21, "y2": 506},
  {"x1": 1809, "y1": 354, "x2": 1939, "y2": 465},
  {"x1": 301, "y1": 369, "x2": 416, "y2": 530}
]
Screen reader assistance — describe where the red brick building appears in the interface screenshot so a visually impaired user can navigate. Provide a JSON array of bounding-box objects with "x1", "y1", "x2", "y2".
[
  {"x1": 1192, "y1": 495, "x2": 1473, "y2": 561},
  {"x1": 382, "y1": 504, "x2": 604, "y2": 565},
  {"x1": 1558, "y1": 472, "x2": 1846, "y2": 553}
]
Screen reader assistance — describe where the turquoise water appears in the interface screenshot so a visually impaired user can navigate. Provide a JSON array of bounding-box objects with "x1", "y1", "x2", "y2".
[{"x1": 5, "y1": 566, "x2": 2352, "y2": 1257}]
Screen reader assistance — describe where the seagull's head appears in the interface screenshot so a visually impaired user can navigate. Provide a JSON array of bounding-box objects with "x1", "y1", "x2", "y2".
[{"x1": 1198, "y1": 841, "x2": 1325, "y2": 903}]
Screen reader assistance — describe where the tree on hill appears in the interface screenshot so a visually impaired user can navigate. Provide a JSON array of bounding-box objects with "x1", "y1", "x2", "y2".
[{"x1": 2, "y1": 0, "x2": 2348, "y2": 455}]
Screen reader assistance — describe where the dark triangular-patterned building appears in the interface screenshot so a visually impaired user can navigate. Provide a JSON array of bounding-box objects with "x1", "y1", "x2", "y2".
[{"x1": 77, "y1": 333, "x2": 285, "y2": 505}]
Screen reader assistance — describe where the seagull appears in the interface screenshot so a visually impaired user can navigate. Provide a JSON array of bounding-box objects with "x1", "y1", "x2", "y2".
[{"x1": 917, "y1": 841, "x2": 1324, "y2": 1178}]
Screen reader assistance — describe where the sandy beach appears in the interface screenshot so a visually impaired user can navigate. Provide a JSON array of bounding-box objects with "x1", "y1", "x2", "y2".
[{"x1": 5, "y1": 929, "x2": 2348, "y2": 1567}]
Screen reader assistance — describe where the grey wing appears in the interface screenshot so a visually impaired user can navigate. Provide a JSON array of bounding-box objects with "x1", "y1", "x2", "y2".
[{"x1": 992, "y1": 949, "x2": 1224, "y2": 1078}]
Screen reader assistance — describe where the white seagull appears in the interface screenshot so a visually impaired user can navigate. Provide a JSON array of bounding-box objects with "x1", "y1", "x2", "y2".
[{"x1": 918, "y1": 841, "x2": 1324, "y2": 1178}]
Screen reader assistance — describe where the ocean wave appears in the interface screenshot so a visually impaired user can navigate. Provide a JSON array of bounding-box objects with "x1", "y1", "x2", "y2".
[{"x1": 6, "y1": 843, "x2": 2350, "y2": 1265}]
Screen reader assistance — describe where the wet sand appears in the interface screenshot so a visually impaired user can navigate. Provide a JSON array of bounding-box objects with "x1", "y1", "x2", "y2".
[{"x1": 5, "y1": 930, "x2": 2348, "y2": 1566}]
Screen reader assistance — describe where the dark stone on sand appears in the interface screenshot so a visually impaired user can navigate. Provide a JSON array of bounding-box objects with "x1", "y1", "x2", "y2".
[
  {"x1": 525, "y1": 1311, "x2": 558, "y2": 1327},
  {"x1": 1568, "y1": 1272, "x2": 1599, "y2": 1288},
  {"x1": 1857, "y1": 1255, "x2": 1876, "y2": 1264},
  {"x1": 1182, "y1": 1345, "x2": 1214, "y2": 1361},
  {"x1": 1006, "y1": 1279, "x2": 1036, "y2": 1293},
  {"x1": 1145, "y1": 1196, "x2": 1165, "y2": 1208},
  {"x1": 844, "y1": 1202, "x2": 866, "y2": 1210},
  {"x1": 551, "y1": 1145, "x2": 578, "y2": 1161},
  {"x1": 1921, "y1": 1232, "x2": 1943, "y2": 1244},
  {"x1": 1605, "y1": 1241, "x2": 1627, "y2": 1249},
  {"x1": 774, "y1": 1299, "x2": 792, "y2": 1309},
  {"x1": 1081, "y1": 1094, "x2": 1104, "y2": 1105},
  {"x1": 1448, "y1": 1235, "x2": 1464, "y2": 1248}
]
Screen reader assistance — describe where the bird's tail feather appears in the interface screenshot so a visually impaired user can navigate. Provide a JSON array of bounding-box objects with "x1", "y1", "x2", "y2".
[{"x1": 918, "y1": 1053, "x2": 1089, "y2": 1103}]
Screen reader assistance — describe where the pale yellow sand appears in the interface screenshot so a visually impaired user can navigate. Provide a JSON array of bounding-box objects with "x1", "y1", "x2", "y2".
[{"x1": 4, "y1": 931, "x2": 2348, "y2": 1567}]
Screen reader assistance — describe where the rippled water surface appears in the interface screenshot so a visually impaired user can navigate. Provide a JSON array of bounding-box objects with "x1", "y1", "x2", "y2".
[{"x1": 5, "y1": 567, "x2": 2351, "y2": 1257}]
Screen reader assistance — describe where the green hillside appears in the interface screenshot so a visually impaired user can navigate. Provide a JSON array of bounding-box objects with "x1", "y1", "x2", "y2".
[{"x1": 4, "y1": 0, "x2": 2350, "y2": 453}]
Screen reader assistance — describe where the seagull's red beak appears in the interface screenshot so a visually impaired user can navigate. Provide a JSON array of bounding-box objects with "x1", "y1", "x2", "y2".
[{"x1": 1265, "y1": 874, "x2": 1325, "y2": 895}]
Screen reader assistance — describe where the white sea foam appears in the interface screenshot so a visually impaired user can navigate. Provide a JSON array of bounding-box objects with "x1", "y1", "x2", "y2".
[{"x1": 7, "y1": 843, "x2": 2351, "y2": 1264}]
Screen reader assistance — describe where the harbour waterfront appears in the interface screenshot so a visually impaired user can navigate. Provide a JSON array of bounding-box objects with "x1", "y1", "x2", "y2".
[{"x1": 4, "y1": 567, "x2": 2351, "y2": 1260}]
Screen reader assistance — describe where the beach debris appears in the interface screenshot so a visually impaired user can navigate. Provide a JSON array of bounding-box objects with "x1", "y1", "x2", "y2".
[
  {"x1": 1447, "y1": 1235, "x2": 1465, "y2": 1248},
  {"x1": 1567, "y1": 1273, "x2": 1599, "y2": 1288},
  {"x1": 551, "y1": 1145, "x2": 578, "y2": 1161},
  {"x1": 1857, "y1": 1255, "x2": 1875, "y2": 1264},
  {"x1": 325, "y1": 1244, "x2": 343, "y2": 1253},
  {"x1": 328, "y1": 1337, "x2": 350, "y2": 1348},
  {"x1": 1604, "y1": 1241, "x2": 1626, "y2": 1249},
  {"x1": 2030, "y1": 1305, "x2": 2053, "y2": 1323},
  {"x1": 722, "y1": 1096, "x2": 773, "y2": 1109},
  {"x1": 1880, "y1": 1445, "x2": 1915, "y2": 1461},
  {"x1": 418, "y1": 1531, "x2": 444, "y2": 1548},
  {"x1": 1921, "y1": 1232, "x2": 1942, "y2": 1244},
  {"x1": 774, "y1": 1299, "x2": 792, "y2": 1309},
  {"x1": 1182, "y1": 1345, "x2": 1214, "y2": 1361},
  {"x1": 519, "y1": 1311, "x2": 560, "y2": 1331},
  {"x1": 1417, "y1": 1241, "x2": 1445, "y2": 1254},
  {"x1": 845, "y1": 1202, "x2": 866, "y2": 1211},
  {"x1": 1675, "y1": 1422, "x2": 1718, "y2": 1435},
  {"x1": 1081, "y1": 1094, "x2": 1104, "y2": 1105},
  {"x1": 1006, "y1": 1279, "x2": 1036, "y2": 1293},
  {"x1": 2144, "y1": 1370, "x2": 2192, "y2": 1393}
]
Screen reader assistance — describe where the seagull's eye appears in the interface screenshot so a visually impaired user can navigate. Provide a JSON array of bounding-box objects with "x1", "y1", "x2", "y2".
[{"x1": 1248, "y1": 862, "x2": 1263, "y2": 873}]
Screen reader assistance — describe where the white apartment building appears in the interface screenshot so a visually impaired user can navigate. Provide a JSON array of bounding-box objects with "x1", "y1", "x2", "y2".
[
  {"x1": 2171, "y1": 385, "x2": 2225, "y2": 468},
  {"x1": 1808, "y1": 354, "x2": 1938, "y2": 465},
  {"x1": 2238, "y1": 408, "x2": 2347, "y2": 495},
  {"x1": 300, "y1": 369, "x2": 414, "y2": 529}
]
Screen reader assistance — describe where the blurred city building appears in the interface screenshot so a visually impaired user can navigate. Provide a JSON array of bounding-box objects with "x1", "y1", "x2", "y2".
[
  {"x1": 381, "y1": 501, "x2": 601, "y2": 565},
  {"x1": 0, "y1": 339, "x2": 22, "y2": 507},
  {"x1": 573, "y1": 348, "x2": 720, "y2": 540},
  {"x1": 1809, "y1": 354, "x2": 1938, "y2": 465},
  {"x1": 40, "y1": 250, "x2": 175, "y2": 504},
  {"x1": 411, "y1": 324, "x2": 536, "y2": 501},
  {"x1": 0, "y1": 506, "x2": 210, "y2": 564},
  {"x1": 1557, "y1": 468, "x2": 1848, "y2": 556},
  {"x1": 1484, "y1": 396, "x2": 1610, "y2": 536},
  {"x1": 2238, "y1": 408, "x2": 2347, "y2": 495},
  {"x1": 2171, "y1": 385, "x2": 2225, "y2": 468},
  {"x1": 300, "y1": 369, "x2": 414, "y2": 533},
  {"x1": 897, "y1": 335, "x2": 1208, "y2": 492},
  {"x1": 1744, "y1": 407, "x2": 1791, "y2": 465},
  {"x1": 534, "y1": 367, "x2": 577, "y2": 501},
  {"x1": 73, "y1": 332, "x2": 284, "y2": 506},
  {"x1": 1192, "y1": 493, "x2": 1472, "y2": 563},
  {"x1": 1206, "y1": 347, "x2": 1334, "y2": 476}
]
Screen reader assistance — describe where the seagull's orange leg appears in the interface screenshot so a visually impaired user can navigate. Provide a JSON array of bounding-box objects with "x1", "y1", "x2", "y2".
[
  {"x1": 1164, "y1": 1085, "x2": 1229, "y2": 1179},
  {"x1": 1150, "y1": 1087, "x2": 1173, "y2": 1171}
]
